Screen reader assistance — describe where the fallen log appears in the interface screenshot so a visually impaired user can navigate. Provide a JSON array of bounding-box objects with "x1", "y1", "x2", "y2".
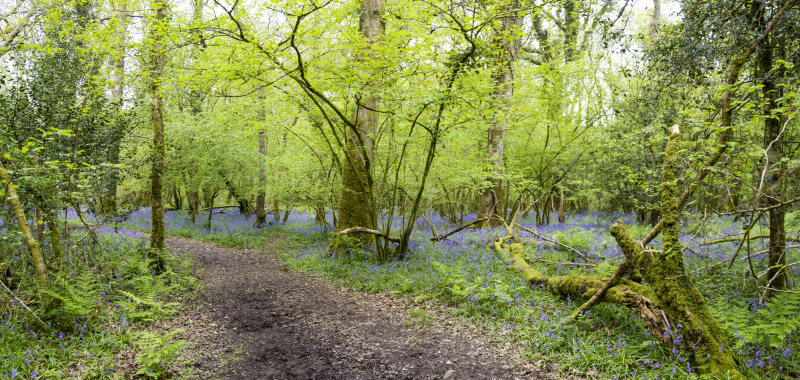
[{"x1": 493, "y1": 237, "x2": 671, "y2": 345}]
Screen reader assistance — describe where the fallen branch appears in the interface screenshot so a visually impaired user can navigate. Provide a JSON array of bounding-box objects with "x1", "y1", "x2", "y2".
[
  {"x1": 429, "y1": 218, "x2": 487, "y2": 241},
  {"x1": 338, "y1": 227, "x2": 400, "y2": 243},
  {"x1": 699, "y1": 234, "x2": 800, "y2": 246},
  {"x1": 421, "y1": 212, "x2": 439, "y2": 238},
  {"x1": 514, "y1": 223, "x2": 598, "y2": 261},
  {"x1": 569, "y1": 259, "x2": 630, "y2": 320}
]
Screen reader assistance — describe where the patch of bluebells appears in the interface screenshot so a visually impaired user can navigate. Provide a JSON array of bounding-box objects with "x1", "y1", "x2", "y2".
[
  {"x1": 0, "y1": 311, "x2": 121, "y2": 378},
  {"x1": 0, "y1": 216, "x2": 190, "y2": 379}
]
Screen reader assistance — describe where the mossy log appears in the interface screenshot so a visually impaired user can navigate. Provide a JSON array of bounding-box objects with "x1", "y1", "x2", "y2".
[
  {"x1": 495, "y1": 127, "x2": 744, "y2": 379},
  {"x1": 494, "y1": 238, "x2": 671, "y2": 345}
]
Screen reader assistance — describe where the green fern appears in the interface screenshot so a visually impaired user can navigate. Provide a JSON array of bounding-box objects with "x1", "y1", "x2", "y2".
[
  {"x1": 40, "y1": 273, "x2": 102, "y2": 322},
  {"x1": 135, "y1": 328, "x2": 189, "y2": 378},
  {"x1": 711, "y1": 291, "x2": 800, "y2": 348}
]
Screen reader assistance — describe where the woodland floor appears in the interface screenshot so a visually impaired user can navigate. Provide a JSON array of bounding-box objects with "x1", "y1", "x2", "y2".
[{"x1": 145, "y1": 236, "x2": 547, "y2": 380}]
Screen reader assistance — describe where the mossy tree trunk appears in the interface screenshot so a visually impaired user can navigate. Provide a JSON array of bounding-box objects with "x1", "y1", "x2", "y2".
[
  {"x1": 610, "y1": 127, "x2": 741, "y2": 378},
  {"x1": 493, "y1": 127, "x2": 743, "y2": 378},
  {"x1": 0, "y1": 162, "x2": 48, "y2": 284},
  {"x1": 46, "y1": 212, "x2": 64, "y2": 271},
  {"x1": 328, "y1": 0, "x2": 384, "y2": 253},
  {"x1": 148, "y1": 0, "x2": 168, "y2": 262}
]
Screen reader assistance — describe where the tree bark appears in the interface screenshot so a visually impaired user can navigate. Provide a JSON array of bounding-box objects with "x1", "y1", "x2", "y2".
[
  {"x1": 314, "y1": 202, "x2": 326, "y2": 225},
  {"x1": 650, "y1": 0, "x2": 661, "y2": 41},
  {"x1": 46, "y1": 212, "x2": 64, "y2": 272},
  {"x1": 188, "y1": 190, "x2": 199, "y2": 223},
  {"x1": 328, "y1": 0, "x2": 384, "y2": 252},
  {"x1": 149, "y1": 0, "x2": 168, "y2": 257},
  {"x1": 0, "y1": 162, "x2": 48, "y2": 284},
  {"x1": 558, "y1": 187, "x2": 565, "y2": 223},
  {"x1": 256, "y1": 130, "x2": 267, "y2": 226},
  {"x1": 478, "y1": 0, "x2": 523, "y2": 228}
]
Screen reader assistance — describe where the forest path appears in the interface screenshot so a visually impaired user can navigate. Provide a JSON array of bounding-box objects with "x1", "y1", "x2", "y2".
[{"x1": 161, "y1": 236, "x2": 545, "y2": 380}]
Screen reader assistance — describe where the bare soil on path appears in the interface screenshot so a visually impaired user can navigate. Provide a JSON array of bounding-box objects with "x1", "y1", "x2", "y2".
[{"x1": 161, "y1": 236, "x2": 546, "y2": 380}]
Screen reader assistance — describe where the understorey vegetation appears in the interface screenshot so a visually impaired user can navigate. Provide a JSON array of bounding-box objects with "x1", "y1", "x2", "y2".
[
  {"x1": 1, "y1": 0, "x2": 799, "y2": 378},
  {"x1": 91, "y1": 207, "x2": 800, "y2": 379}
]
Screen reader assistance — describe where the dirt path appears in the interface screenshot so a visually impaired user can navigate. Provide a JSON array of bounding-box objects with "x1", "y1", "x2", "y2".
[{"x1": 161, "y1": 236, "x2": 545, "y2": 379}]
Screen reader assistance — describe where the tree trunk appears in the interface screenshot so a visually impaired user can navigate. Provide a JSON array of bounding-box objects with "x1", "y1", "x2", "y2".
[
  {"x1": 188, "y1": 190, "x2": 199, "y2": 223},
  {"x1": 328, "y1": 0, "x2": 384, "y2": 252},
  {"x1": 46, "y1": 212, "x2": 64, "y2": 271},
  {"x1": 272, "y1": 199, "x2": 280, "y2": 222},
  {"x1": 611, "y1": 127, "x2": 741, "y2": 378},
  {"x1": 34, "y1": 204, "x2": 44, "y2": 242},
  {"x1": 173, "y1": 186, "x2": 183, "y2": 210},
  {"x1": 256, "y1": 130, "x2": 267, "y2": 226},
  {"x1": 148, "y1": 0, "x2": 168, "y2": 259},
  {"x1": 0, "y1": 162, "x2": 48, "y2": 284},
  {"x1": 478, "y1": 0, "x2": 522, "y2": 228},
  {"x1": 100, "y1": 1, "x2": 128, "y2": 216},
  {"x1": 493, "y1": 127, "x2": 742, "y2": 378},
  {"x1": 314, "y1": 202, "x2": 327, "y2": 225},
  {"x1": 282, "y1": 206, "x2": 292, "y2": 223},
  {"x1": 256, "y1": 89, "x2": 267, "y2": 226},
  {"x1": 558, "y1": 187, "x2": 565, "y2": 223},
  {"x1": 757, "y1": 21, "x2": 785, "y2": 292},
  {"x1": 224, "y1": 179, "x2": 248, "y2": 215},
  {"x1": 650, "y1": 0, "x2": 661, "y2": 41},
  {"x1": 206, "y1": 192, "x2": 216, "y2": 230}
]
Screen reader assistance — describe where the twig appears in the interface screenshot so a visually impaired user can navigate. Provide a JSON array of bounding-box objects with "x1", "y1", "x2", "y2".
[
  {"x1": 664, "y1": 249, "x2": 770, "y2": 280},
  {"x1": 0, "y1": 278, "x2": 49, "y2": 329},
  {"x1": 514, "y1": 223, "x2": 597, "y2": 261},
  {"x1": 198, "y1": 205, "x2": 240, "y2": 212},
  {"x1": 758, "y1": 286, "x2": 800, "y2": 295},
  {"x1": 429, "y1": 218, "x2": 488, "y2": 241},
  {"x1": 421, "y1": 212, "x2": 439, "y2": 238},
  {"x1": 699, "y1": 234, "x2": 800, "y2": 246}
]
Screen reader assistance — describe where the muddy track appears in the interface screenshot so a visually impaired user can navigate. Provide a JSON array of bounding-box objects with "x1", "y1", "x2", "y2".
[{"x1": 165, "y1": 237, "x2": 544, "y2": 380}]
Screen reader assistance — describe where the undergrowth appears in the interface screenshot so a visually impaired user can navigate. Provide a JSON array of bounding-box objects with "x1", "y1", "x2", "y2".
[
  {"x1": 61, "y1": 208, "x2": 800, "y2": 379},
  {"x1": 0, "y1": 231, "x2": 197, "y2": 379},
  {"x1": 278, "y1": 213, "x2": 800, "y2": 380}
]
